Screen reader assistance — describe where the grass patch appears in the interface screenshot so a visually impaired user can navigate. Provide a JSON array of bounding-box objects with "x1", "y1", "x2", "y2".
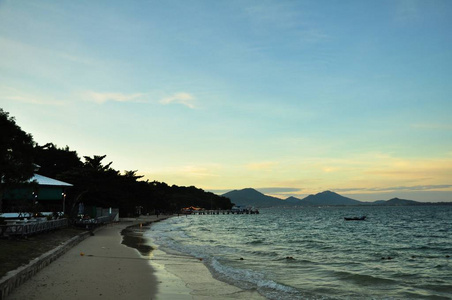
[{"x1": 0, "y1": 227, "x2": 86, "y2": 278}]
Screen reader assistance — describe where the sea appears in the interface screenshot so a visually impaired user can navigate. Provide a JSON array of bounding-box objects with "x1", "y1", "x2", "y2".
[{"x1": 145, "y1": 206, "x2": 452, "y2": 299}]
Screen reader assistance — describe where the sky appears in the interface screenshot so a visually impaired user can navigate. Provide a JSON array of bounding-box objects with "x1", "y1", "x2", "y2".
[{"x1": 1, "y1": 0, "x2": 451, "y2": 202}]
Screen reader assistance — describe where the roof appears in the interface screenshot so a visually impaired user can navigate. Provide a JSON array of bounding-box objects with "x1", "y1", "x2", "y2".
[{"x1": 31, "y1": 174, "x2": 73, "y2": 187}]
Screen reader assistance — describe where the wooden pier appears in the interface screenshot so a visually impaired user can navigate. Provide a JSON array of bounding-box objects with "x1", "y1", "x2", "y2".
[{"x1": 190, "y1": 209, "x2": 259, "y2": 215}]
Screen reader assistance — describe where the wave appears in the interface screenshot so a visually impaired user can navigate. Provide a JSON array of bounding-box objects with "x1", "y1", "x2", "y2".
[
  {"x1": 146, "y1": 206, "x2": 452, "y2": 299},
  {"x1": 207, "y1": 257, "x2": 312, "y2": 300},
  {"x1": 333, "y1": 270, "x2": 396, "y2": 286},
  {"x1": 418, "y1": 283, "x2": 452, "y2": 294},
  {"x1": 246, "y1": 239, "x2": 265, "y2": 245}
]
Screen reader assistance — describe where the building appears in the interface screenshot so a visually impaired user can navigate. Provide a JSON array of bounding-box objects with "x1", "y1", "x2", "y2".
[{"x1": 2, "y1": 174, "x2": 72, "y2": 213}]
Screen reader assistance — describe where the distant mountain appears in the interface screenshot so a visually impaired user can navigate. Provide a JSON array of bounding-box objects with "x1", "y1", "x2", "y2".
[
  {"x1": 222, "y1": 188, "x2": 291, "y2": 207},
  {"x1": 222, "y1": 188, "x2": 427, "y2": 207},
  {"x1": 285, "y1": 196, "x2": 304, "y2": 205},
  {"x1": 380, "y1": 197, "x2": 421, "y2": 206},
  {"x1": 371, "y1": 200, "x2": 387, "y2": 205},
  {"x1": 222, "y1": 189, "x2": 361, "y2": 207},
  {"x1": 300, "y1": 191, "x2": 362, "y2": 206}
]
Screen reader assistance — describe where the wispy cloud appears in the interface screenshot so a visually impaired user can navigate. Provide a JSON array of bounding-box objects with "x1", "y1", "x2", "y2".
[
  {"x1": 245, "y1": 161, "x2": 279, "y2": 171},
  {"x1": 4, "y1": 95, "x2": 64, "y2": 106},
  {"x1": 159, "y1": 93, "x2": 196, "y2": 109},
  {"x1": 364, "y1": 158, "x2": 452, "y2": 179},
  {"x1": 180, "y1": 165, "x2": 219, "y2": 178},
  {"x1": 83, "y1": 91, "x2": 146, "y2": 104},
  {"x1": 244, "y1": 3, "x2": 329, "y2": 45},
  {"x1": 335, "y1": 185, "x2": 452, "y2": 193},
  {"x1": 144, "y1": 163, "x2": 222, "y2": 180},
  {"x1": 411, "y1": 123, "x2": 452, "y2": 130},
  {"x1": 257, "y1": 187, "x2": 302, "y2": 194},
  {"x1": 242, "y1": 153, "x2": 452, "y2": 198},
  {"x1": 322, "y1": 166, "x2": 340, "y2": 173},
  {"x1": 394, "y1": 0, "x2": 421, "y2": 22},
  {"x1": 0, "y1": 86, "x2": 65, "y2": 106},
  {"x1": 82, "y1": 91, "x2": 197, "y2": 107},
  {"x1": 245, "y1": 3, "x2": 299, "y2": 28},
  {"x1": 57, "y1": 52, "x2": 95, "y2": 65}
]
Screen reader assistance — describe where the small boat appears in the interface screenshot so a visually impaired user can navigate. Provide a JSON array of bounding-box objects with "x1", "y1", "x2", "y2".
[{"x1": 344, "y1": 216, "x2": 366, "y2": 221}]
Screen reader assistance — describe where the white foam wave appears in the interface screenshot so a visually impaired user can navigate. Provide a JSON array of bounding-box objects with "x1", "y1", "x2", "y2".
[{"x1": 208, "y1": 258, "x2": 303, "y2": 300}]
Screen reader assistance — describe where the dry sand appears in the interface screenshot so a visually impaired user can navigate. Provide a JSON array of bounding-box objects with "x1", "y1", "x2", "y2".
[
  {"x1": 6, "y1": 216, "x2": 165, "y2": 300},
  {"x1": 6, "y1": 216, "x2": 266, "y2": 300}
]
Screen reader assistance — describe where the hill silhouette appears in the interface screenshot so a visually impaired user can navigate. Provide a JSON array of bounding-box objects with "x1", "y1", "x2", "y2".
[
  {"x1": 300, "y1": 191, "x2": 362, "y2": 205},
  {"x1": 222, "y1": 188, "x2": 433, "y2": 207},
  {"x1": 223, "y1": 189, "x2": 362, "y2": 207},
  {"x1": 222, "y1": 188, "x2": 285, "y2": 207},
  {"x1": 382, "y1": 197, "x2": 421, "y2": 206}
]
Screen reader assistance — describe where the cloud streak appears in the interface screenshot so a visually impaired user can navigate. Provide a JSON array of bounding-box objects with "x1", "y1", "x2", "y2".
[
  {"x1": 245, "y1": 161, "x2": 279, "y2": 170},
  {"x1": 0, "y1": 86, "x2": 65, "y2": 106},
  {"x1": 334, "y1": 185, "x2": 452, "y2": 193},
  {"x1": 159, "y1": 93, "x2": 196, "y2": 109},
  {"x1": 4, "y1": 95, "x2": 64, "y2": 106},
  {"x1": 256, "y1": 187, "x2": 302, "y2": 194},
  {"x1": 82, "y1": 91, "x2": 197, "y2": 108},
  {"x1": 83, "y1": 91, "x2": 147, "y2": 104},
  {"x1": 411, "y1": 123, "x2": 452, "y2": 130},
  {"x1": 394, "y1": 0, "x2": 422, "y2": 22}
]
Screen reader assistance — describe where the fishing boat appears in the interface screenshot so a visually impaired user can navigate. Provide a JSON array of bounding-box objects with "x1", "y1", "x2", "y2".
[{"x1": 344, "y1": 216, "x2": 366, "y2": 221}]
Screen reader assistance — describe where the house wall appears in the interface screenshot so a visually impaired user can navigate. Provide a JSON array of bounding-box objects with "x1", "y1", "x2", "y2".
[
  {"x1": 4, "y1": 186, "x2": 64, "y2": 201},
  {"x1": 2, "y1": 186, "x2": 65, "y2": 212},
  {"x1": 3, "y1": 188, "x2": 33, "y2": 201},
  {"x1": 36, "y1": 187, "x2": 64, "y2": 200}
]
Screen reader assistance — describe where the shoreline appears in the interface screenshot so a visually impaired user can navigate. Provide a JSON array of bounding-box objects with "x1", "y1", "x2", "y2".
[
  {"x1": 141, "y1": 217, "x2": 267, "y2": 300},
  {"x1": 5, "y1": 216, "x2": 167, "y2": 300},
  {"x1": 5, "y1": 215, "x2": 266, "y2": 299},
  {"x1": 149, "y1": 247, "x2": 266, "y2": 299}
]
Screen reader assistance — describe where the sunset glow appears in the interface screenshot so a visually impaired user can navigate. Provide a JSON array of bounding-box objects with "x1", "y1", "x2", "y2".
[{"x1": 1, "y1": 1, "x2": 451, "y2": 201}]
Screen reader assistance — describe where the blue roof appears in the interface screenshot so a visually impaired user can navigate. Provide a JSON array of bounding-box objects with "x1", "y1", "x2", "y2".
[{"x1": 31, "y1": 174, "x2": 72, "y2": 187}]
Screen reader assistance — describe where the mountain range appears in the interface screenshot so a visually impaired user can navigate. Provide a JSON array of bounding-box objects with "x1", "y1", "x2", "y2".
[{"x1": 222, "y1": 188, "x2": 435, "y2": 208}]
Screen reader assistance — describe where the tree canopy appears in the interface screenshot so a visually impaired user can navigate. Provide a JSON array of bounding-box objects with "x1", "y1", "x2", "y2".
[
  {"x1": 1, "y1": 109, "x2": 233, "y2": 216},
  {"x1": 0, "y1": 109, "x2": 35, "y2": 186},
  {"x1": 0, "y1": 109, "x2": 36, "y2": 212}
]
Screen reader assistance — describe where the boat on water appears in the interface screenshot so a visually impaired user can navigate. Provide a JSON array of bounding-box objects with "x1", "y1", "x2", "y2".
[{"x1": 344, "y1": 216, "x2": 366, "y2": 221}]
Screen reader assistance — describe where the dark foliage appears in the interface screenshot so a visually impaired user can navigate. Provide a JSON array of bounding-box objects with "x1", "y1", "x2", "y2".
[
  {"x1": 55, "y1": 155, "x2": 233, "y2": 216},
  {"x1": 33, "y1": 143, "x2": 82, "y2": 178},
  {"x1": 1, "y1": 109, "x2": 233, "y2": 216},
  {"x1": 0, "y1": 109, "x2": 36, "y2": 212},
  {"x1": 0, "y1": 109, "x2": 35, "y2": 186}
]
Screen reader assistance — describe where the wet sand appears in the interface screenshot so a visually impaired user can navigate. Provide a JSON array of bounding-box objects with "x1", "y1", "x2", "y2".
[
  {"x1": 150, "y1": 247, "x2": 266, "y2": 300},
  {"x1": 6, "y1": 215, "x2": 266, "y2": 299}
]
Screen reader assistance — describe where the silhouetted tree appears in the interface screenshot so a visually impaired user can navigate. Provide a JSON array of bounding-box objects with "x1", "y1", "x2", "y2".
[
  {"x1": 0, "y1": 109, "x2": 35, "y2": 212},
  {"x1": 1, "y1": 110, "x2": 234, "y2": 216},
  {"x1": 58, "y1": 155, "x2": 118, "y2": 215},
  {"x1": 33, "y1": 143, "x2": 82, "y2": 178}
]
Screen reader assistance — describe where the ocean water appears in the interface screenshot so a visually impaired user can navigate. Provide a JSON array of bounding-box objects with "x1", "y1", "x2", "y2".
[{"x1": 145, "y1": 206, "x2": 452, "y2": 299}]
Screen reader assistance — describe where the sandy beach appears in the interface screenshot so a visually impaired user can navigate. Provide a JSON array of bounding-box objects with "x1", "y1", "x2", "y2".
[
  {"x1": 6, "y1": 216, "x2": 266, "y2": 300},
  {"x1": 6, "y1": 216, "x2": 163, "y2": 300}
]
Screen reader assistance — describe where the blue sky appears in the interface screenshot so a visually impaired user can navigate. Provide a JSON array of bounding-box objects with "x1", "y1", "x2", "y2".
[{"x1": 1, "y1": 0, "x2": 451, "y2": 201}]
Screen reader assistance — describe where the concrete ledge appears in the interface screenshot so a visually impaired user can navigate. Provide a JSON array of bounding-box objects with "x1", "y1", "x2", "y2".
[{"x1": 0, "y1": 231, "x2": 91, "y2": 300}]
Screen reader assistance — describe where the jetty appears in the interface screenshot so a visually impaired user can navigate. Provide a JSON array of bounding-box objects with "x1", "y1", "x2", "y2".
[{"x1": 184, "y1": 206, "x2": 259, "y2": 215}]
